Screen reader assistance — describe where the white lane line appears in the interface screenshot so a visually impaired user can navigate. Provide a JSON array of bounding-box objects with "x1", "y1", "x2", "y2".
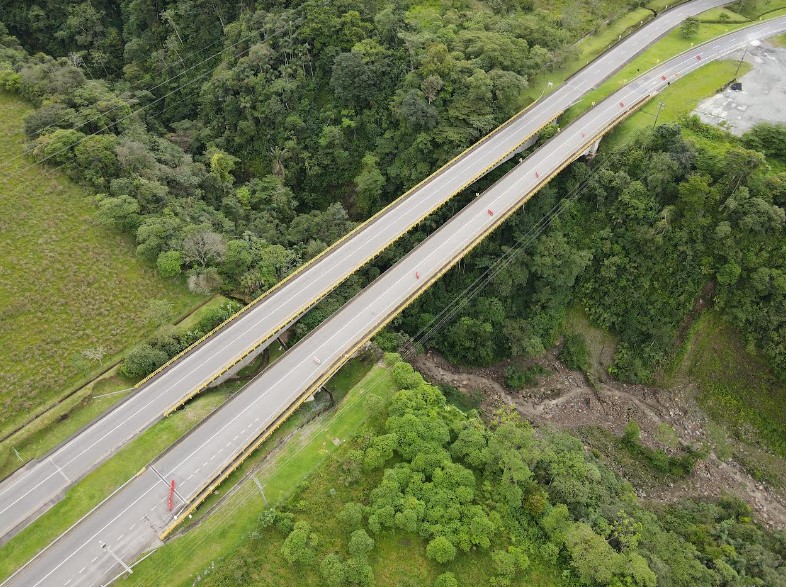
[
  {"x1": 49, "y1": 459, "x2": 70, "y2": 484},
  {"x1": 78, "y1": 568, "x2": 85, "y2": 574},
  {"x1": 91, "y1": 557, "x2": 98, "y2": 563},
  {"x1": 129, "y1": 523, "x2": 136, "y2": 531},
  {"x1": 117, "y1": 534, "x2": 124, "y2": 540}
]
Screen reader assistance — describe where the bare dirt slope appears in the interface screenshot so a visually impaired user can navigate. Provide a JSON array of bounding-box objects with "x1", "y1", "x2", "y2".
[{"x1": 411, "y1": 350, "x2": 786, "y2": 530}]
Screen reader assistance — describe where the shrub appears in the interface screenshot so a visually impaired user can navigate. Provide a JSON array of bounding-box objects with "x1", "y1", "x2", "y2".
[
  {"x1": 434, "y1": 572, "x2": 458, "y2": 587},
  {"x1": 121, "y1": 343, "x2": 168, "y2": 379},
  {"x1": 348, "y1": 529, "x2": 375, "y2": 558},
  {"x1": 505, "y1": 364, "x2": 549, "y2": 390},
  {"x1": 560, "y1": 333, "x2": 589, "y2": 372},
  {"x1": 157, "y1": 250, "x2": 183, "y2": 278}
]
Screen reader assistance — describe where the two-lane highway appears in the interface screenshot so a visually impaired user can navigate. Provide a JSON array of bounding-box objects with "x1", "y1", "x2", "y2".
[
  {"x1": 0, "y1": 0, "x2": 734, "y2": 543},
  {"x1": 8, "y1": 16, "x2": 786, "y2": 587}
]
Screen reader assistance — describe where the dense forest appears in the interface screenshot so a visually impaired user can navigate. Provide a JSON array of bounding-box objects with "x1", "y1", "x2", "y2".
[
  {"x1": 0, "y1": 0, "x2": 636, "y2": 373},
  {"x1": 394, "y1": 121, "x2": 786, "y2": 384},
  {"x1": 2, "y1": 0, "x2": 785, "y2": 385}
]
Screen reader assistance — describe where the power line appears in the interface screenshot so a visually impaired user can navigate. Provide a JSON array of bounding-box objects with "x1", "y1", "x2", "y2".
[{"x1": 0, "y1": 7, "x2": 309, "y2": 182}]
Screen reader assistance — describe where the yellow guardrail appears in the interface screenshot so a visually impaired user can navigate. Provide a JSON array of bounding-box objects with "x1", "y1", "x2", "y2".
[
  {"x1": 158, "y1": 94, "x2": 651, "y2": 540},
  {"x1": 156, "y1": 105, "x2": 561, "y2": 417}
]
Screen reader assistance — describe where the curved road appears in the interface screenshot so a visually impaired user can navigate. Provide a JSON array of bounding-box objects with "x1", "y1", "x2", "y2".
[
  {"x1": 0, "y1": 0, "x2": 733, "y2": 543},
  {"x1": 6, "y1": 15, "x2": 786, "y2": 587}
]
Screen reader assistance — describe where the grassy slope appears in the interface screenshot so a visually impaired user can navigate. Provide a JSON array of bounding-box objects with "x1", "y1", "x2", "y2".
[
  {"x1": 120, "y1": 362, "x2": 403, "y2": 586},
  {"x1": 0, "y1": 92, "x2": 203, "y2": 438},
  {"x1": 682, "y1": 313, "x2": 786, "y2": 459},
  {"x1": 0, "y1": 353, "x2": 363, "y2": 583},
  {"x1": 0, "y1": 295, "x2": 231, "y2": 481},
  {"x1": 605, "y1": 60, "x2": 752, "y2": 148}
]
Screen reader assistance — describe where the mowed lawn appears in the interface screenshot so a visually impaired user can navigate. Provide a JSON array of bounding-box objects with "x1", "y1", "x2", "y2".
[{"x1": 0, "y1": 92, "x2": 203, "y2": 437}]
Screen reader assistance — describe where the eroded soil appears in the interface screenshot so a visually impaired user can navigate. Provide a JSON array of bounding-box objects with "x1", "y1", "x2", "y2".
[{"x1": 411, "y1": 350, "x2": 786, "y2": 530}]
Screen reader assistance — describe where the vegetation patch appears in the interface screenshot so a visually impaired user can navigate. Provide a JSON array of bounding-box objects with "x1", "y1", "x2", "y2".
[
  {"x1": 138, "y1": 357, "x2": 786, "y2": 587},
  {"x1": 683, "y1": 313, "x2": 786, "y2": 458},
  {"x1": 0, "y1": 295, "x2": 232, "y2": 481},
  {"x1": 121, "y1": 361, "x2": 400, "y2": 587},
  {"x1": 0, "y1": 91, "x2": 203, "y2": 438}
]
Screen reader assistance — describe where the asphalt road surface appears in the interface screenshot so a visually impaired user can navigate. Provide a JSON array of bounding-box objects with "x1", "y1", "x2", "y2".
[
  {"x1": 0, "y1": 0, "x2": 733, "y2": 544},
  {"x1": 7, "y1": 15, "x2": 786, "y2": 587}
]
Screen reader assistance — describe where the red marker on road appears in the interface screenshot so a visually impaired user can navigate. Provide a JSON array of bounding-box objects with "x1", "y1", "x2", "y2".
[
  {"x1": 696, "y1": 54, "x2": 702, "y2": 60},
  {"x1": 535, "y1": 171, "x2": 540, "y2": 178},
  {"x1": 661, "y1": 74, "x2": 667, "y2": 80},
  {"x1": 487, "y1": 209, "x2": 494, "y2": 216},
  {"x1": 619, "y1": 101, "x2": 625, "y2": 108},
  {"x1": 581, "y1": 132, "x2": 586, "y2": 138},
  {"x1": 168, "y1": 480, "x2": 176, "y2": 511},
  {"x1": 416, "y1": 271, "x2": 420, "y2": 280}
]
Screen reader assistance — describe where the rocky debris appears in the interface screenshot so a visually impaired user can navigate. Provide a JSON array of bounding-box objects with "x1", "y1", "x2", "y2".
[{"x1": 411, "y1": 350, "x2": 786, "y2": 531}]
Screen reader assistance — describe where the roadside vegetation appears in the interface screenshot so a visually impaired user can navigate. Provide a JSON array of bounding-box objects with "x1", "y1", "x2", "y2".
[
  {"x1": 0, "y1": 295, "x2": 232, "y2": 481},
  {"x1": 3, "y1": 0, "x2": 786, "y2": 585},
  {"x1": 0, "y1": 339, "x2": 340, "y2": 583}
]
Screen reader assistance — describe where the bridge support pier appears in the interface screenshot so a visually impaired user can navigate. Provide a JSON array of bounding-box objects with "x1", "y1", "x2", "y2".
[
  {"x1": 583, "y1": 137, "x2": 602, "y2": 158},
  {"x1": 501, "y1": 133, "x2": 540, "y2": 165}
]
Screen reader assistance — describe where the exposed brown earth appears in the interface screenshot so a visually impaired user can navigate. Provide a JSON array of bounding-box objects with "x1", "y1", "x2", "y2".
[{"x1": 411, "y1": 350, "x2": 786, "y2": 530}]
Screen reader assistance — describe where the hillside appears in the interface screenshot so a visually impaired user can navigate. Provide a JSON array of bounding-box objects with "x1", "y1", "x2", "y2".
[{"x1": 0, "y1": 92, "x2": 202, "y2": 437}]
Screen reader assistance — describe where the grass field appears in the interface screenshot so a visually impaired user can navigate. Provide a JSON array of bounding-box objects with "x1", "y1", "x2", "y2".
[
  {"x1": 0, "y1": 92, "x2": 204, "y2": 439},
  {"x1": 604, "y1": 59, "x2": 751, "y2": 148}
]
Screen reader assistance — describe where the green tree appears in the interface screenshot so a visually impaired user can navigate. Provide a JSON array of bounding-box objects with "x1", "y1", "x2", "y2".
[
  {"x1": 680, "y1": 17, "x2": 699, "y2": 39},
  {"x1": 121, "y1": 343, "x2": 169, "y2": 379},
  {"x1": 353, "y1": 153, "x2": 385, "y2": 216},
  {"x1": 434, "y1": 572, "x2": 458, "y2": 587},
  {"x1": 348, "y1": 529, "x2": 375, "y2": 558},
  {"x1": 156, "y1": 250, "x2": 182, "y2": 278},
  {"x1": 281, "y1": 521, "x2": 319, "y2": 566},
  {"x1": 426, "y1": 536, "x2": 457, "y2": 563}
]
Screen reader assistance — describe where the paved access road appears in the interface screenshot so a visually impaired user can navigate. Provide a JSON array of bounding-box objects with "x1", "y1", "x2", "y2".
[
  {"x1": 0, "y1": 0, "x2": 733, "y2": 543},
  {"x1": 7, "y1": 15, "x2": 786, "y2": 587}
]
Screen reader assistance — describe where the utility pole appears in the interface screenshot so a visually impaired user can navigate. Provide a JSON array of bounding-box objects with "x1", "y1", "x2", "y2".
[
  {"x1": 101, "y1": 542, "x2": 133, "y2": 575},
  {"x1": 734, "y1": 43, "x2": 750, "y2": 80},
  {"x1": 253, "y1": 476, "x2": 268, "y2": 506},
  {"x1": 653, "y1": 102, "x2": 666, "y2": 127}
]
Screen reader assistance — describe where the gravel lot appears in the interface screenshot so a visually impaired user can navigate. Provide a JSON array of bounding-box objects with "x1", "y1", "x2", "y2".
[{"x1": 693, "y1": 40, "x2": 786, "y2": 134}]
